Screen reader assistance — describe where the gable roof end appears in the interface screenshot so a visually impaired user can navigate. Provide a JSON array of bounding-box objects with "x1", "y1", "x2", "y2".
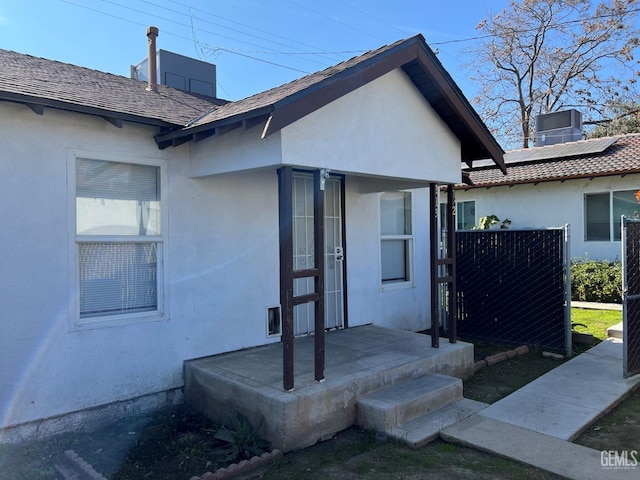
[{"x1": 155, "y1": 35, "x2": 506, "y2": 173}]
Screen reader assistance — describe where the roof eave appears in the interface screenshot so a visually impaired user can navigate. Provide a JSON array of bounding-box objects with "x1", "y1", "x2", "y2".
[
  {"x1": 459, "y1": 169, "x2": 640, "y2": 189},
  {"x1": 410, "y1": 46, "x2": 506, "y2": 174},
  {"x1": 156, "y1": 35, "x2": 506, "y2": 172},
  {"x1": 154, "y1": 106, "x2": 273, "y2": 149},
  {"x1": 0, "y1": 91, "x2": 176, "y2": 128}
]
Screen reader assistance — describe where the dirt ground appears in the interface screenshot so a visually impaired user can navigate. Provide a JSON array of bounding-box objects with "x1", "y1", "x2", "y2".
[
  {"x1": 1, "y1": 344, "x2": 637, "y2": 479},
  {"x1": 574, "y1": 386, "x2": 640, "y2": 452}
]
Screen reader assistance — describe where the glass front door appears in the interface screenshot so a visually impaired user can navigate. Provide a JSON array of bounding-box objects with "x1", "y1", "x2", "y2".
[{"x1": 292, "y1": 173, "x2": 344, "y2": 336}]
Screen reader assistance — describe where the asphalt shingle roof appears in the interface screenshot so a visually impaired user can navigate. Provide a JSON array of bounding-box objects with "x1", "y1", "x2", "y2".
[
  {"x1": 0, "y1": 49, "x2": 221, "y2": 126},
  {"x1": 0, "y1": 37, "x2": 504, "y2": 170},
  {"x1": 184, "y1": 37, "x2": 409, "y2": 129},
  {"x1": 461, "y1": 134, "x2": 640, "y2": 189}
]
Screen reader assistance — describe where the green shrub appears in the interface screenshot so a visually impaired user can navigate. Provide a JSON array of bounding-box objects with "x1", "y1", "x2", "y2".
[
  {"x1": 571, "y1": 258, "x2": 622, "y2": 303},
  {"x1": 212, "y1": 413, "x2": 270, "y2": 463}
]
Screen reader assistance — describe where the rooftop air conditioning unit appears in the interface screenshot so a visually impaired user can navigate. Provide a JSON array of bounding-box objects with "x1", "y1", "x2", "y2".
[
  {"x1": 535, "y1": 109, "x2": 582, "y2": 146},
  {"x1": 131, "y1": 50, "x2": 217, "y2": 98}
]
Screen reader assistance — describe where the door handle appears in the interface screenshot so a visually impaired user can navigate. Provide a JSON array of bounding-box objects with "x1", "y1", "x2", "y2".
[{"x1": 335, "y1": 246, "x2": 344, "y2": 261}]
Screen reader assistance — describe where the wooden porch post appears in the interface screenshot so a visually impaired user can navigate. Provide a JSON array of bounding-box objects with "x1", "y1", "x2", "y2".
[
  {"x1": 446, "y1": 184, "x2": 457, "y2": 343},
  {"x1": 429, "y1": 182, "x2": 439, "y2": 348},
  {"x1": 429, "y1": 183, "x2": 458, "y2": 347},
  {"x1": 313, "y1": 170, "x2": 325, "y2": 382},
  {"x1": 278, "y1": 166, "x2": 295, "y2": 391}
]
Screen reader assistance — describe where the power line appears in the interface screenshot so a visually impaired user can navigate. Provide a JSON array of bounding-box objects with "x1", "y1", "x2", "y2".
[
  {"x1": 136, "y1": 0, "x2": 340, "y2": 67},
  {"x1": 59, "y1": 0, "x2": 640, "y2": 80},
  {"x1": 164, "y1": 0, "x2": 349, "y2": 63},
  {"x1": 285, "y1": 0, "x2": 388, "y2": 43},
  {"x1": 431, "y1": 7, "x2": 640, "y2": 46},
  {"x1": 60, "y1": 0, "x2": 316, "y2": 75},
  {"x1": 336, "y1": 0, "x2": 409, "y2": 37}
]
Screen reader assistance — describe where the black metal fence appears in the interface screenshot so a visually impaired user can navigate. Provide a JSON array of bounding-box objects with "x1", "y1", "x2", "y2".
[
  {"x1": 622, "y1": 217, "x2": 640, "y2": 378},
  {"x1": 456, "y1": 229, "x2": 568, "y2": 352}
]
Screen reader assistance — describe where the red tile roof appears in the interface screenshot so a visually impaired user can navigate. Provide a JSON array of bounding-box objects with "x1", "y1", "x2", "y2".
[{"x1": 461, "y1": 134, "x2": 640, "y2": 189}]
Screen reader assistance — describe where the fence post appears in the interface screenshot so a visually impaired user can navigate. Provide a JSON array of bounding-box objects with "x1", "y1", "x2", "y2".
[{"x1": 564, "y1": 224, "x2": 572, "y2": 358}]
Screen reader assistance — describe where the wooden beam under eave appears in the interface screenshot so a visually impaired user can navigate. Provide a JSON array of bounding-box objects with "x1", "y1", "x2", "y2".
[
  {"x1": 26, "y1": 103, "x2": 44, "y2": 115},
  {"x1": 217, "y1": 122, "x2": 242, "y2": 136},
  {"x1": 194, "y1": 129, "x2": 216, "y2": 143},
  {"x1": 172, "y1": 135, "x2": 193, "y2": 147},
  {"x1": 102, "y1": 116, "x2": 123, "y2": 128},
  {"x1": 157, "y1": 139, "x2": 172, "y2": 150},
  {"x1": 243, "y1": 115, "x2": 269, "y2": 131}
]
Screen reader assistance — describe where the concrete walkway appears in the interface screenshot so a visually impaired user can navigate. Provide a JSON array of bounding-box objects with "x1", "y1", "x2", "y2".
[
  {"x1": 442, "y1": 338, "x2": 640, "y2": 479},
  {"x1": 572, "y1": 301, "x2": 622, "y2": 311}
]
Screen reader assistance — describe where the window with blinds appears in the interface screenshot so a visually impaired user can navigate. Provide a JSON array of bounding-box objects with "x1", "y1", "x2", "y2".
[{"x1": 75, "y1": 158, "x2": 162, "y2": 320}]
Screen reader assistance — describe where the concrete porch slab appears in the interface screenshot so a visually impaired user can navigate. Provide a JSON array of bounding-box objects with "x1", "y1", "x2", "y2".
[{"x1": 184, "y1": 325, "x2": 474, "y2": 451}]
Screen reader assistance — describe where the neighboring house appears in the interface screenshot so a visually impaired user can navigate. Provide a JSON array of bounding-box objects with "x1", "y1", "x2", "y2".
[
  {"x1": 0, "y1": 33, "x2": 504, "y2": 441},
  {"x1": 454, "y1": 131, "x2": 640, "y2": 261}
]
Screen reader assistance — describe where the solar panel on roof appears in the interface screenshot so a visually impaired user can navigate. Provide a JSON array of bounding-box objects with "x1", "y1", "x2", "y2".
[
  {"x1": 467, "y1": 137, "x2": 618, "y2": 168},
  {"x1": 504, "y1": 137, "x2": 618, "y2": 163}
]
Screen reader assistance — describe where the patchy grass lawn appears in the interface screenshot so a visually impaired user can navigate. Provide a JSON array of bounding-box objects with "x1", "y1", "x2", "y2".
[
  {"x1": 571, "y1": 307, "x2": 621, "y2": 341},
  {"x1": 0, "y1": 312, "x2": 633, "y2": 480},
  {"x1": 463, "y1": 347, "x2": 566, "y2": 404},
  {"x1": 251, "y1": 429, "x2": 563, "y2": 480}
]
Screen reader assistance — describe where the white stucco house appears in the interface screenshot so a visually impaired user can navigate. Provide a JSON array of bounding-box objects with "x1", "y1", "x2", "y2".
[
  {"x1": 0, "y1": 33, "x2": 505, "y2": 442},
  {"x1": 454, "y1": 133, "x2": 640, "y2": 261}
]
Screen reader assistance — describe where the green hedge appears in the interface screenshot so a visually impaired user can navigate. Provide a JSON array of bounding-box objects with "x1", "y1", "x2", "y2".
[{"x1": 571, "y1": 258, "x2": 622, "y2": 303}]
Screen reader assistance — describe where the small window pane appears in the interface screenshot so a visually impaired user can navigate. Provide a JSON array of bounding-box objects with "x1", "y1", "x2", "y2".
[
  {"x1": 613, "y1": 190, "x2": 639, "y2": 241},
  {"x1": 79, "y1": 242, "x2": 158, "y2": 318},
  {"x1": 380, "y1": 192, "x2": 411, "y2": 235},
  {"x1": 381, "y1": 239, "x2": 408, "y2": 282},
  {"x1": 457, "y1": 201, "x2": 476, "y2": 230},
  {"x1": 76, "y1": 159, "x2": 160, "y2": 235},
  {"x1": 585, "y1": 193, "x2": 610, "y2": 241}
]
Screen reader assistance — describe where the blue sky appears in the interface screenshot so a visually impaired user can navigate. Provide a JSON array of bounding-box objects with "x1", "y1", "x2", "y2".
[{"x1": 0, "y1": 0, "x2": 512, "y2": 101}]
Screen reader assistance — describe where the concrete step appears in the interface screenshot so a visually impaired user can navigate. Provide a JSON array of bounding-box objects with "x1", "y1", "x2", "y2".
[
  {"x1": 607, "y1": 322, "x2": 623, "y2": 339},
  {"x1": 357, "y1": 374, "x2": 462, "y2": 432},
  {"x1": 388, "y1": 398, "x2": 487, "y2": 448}
]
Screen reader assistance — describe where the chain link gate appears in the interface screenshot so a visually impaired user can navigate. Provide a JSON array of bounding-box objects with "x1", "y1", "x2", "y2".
[{"x1": 622, "y1": 216, "x2": 640, "y2": 378}]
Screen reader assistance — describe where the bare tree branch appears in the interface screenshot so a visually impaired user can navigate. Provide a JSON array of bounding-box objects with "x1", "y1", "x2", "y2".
[{"x1": 465, "y1": 0, "x2": 640, "y2": 149}]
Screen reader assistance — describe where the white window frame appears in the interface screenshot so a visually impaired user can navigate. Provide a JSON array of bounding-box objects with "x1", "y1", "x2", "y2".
[
  {"x1": 380, "y1": 191, "x2": 415, "y2": 290},
  {"x1": 439, "y1": 199, "x2": 476, "y2": 232},
  {"x1": 67, "y1": 149, "x2": 169, "y2": 331},
  {"x1": 456, "y1": 200, "x2": 476, "y2": 230},
  {"x1": 584, "y1": 190, "x2": 640, "y2": 242}
]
